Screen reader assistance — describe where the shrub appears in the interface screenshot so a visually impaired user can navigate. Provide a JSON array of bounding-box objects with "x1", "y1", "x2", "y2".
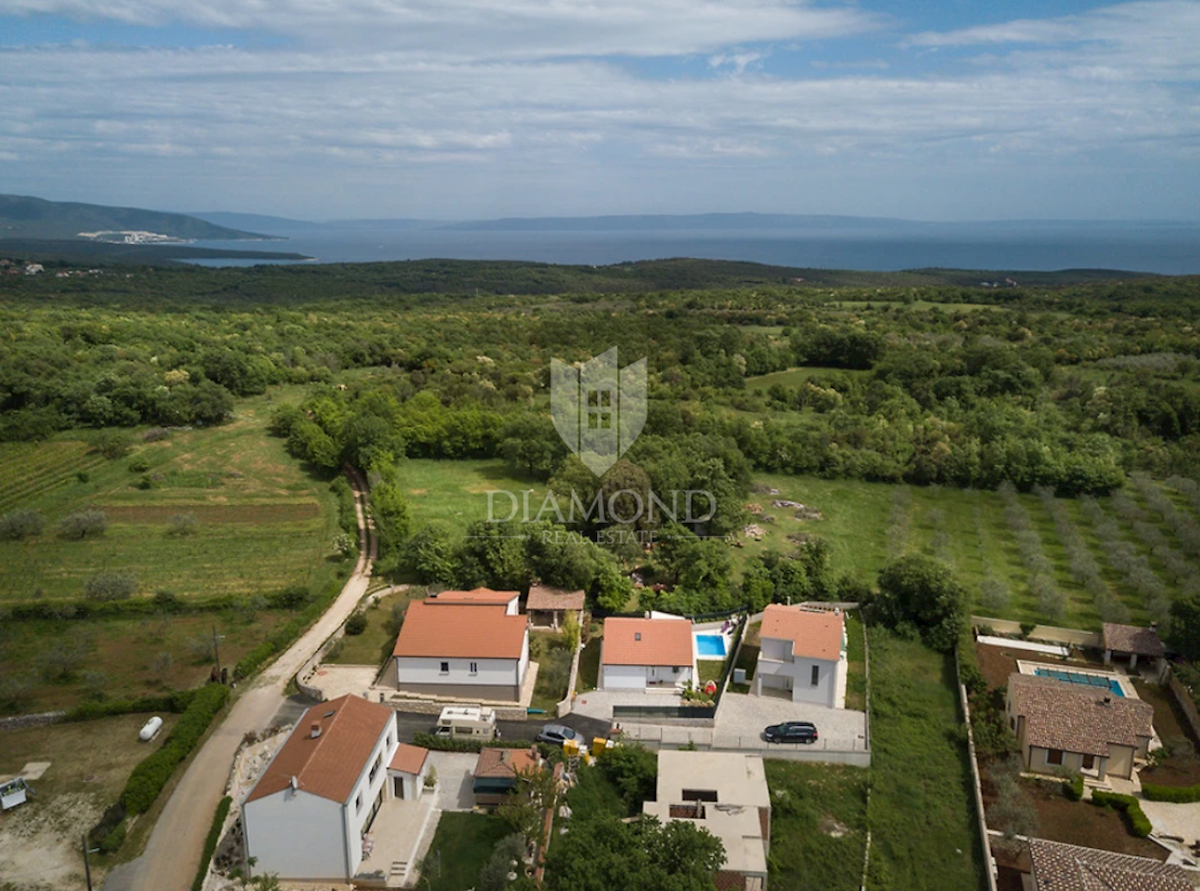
[
  {"x1": 191, "y1": 796, "x2": 233, "y2": 891},
  {"x1": 267, "y1": 585, "x2": 311, "y2": 610},
  {"x1": 153, "y1": 590, "x2": 185, "y2": 613},
  {"x1": 128, "y1": 457, "x2": 151, "y2": 473},
  {"x1": 95, "y1": 430, "x2": 134, "y2": 460},
  {"x1": 345, "y1": 611, "x2": 368, "y2": 636},
  {"x1": 167, "y1": 513, "x2": 198, "y2": 536},
  {"x1": 411, "y1": 732, "x2": 536, "y2": 753},
  {"x1": 98, "y1": 818, "x2": 127, "y2": 854},
  {"x1": 0, "y1": 509, "x2": 46, "y2": 540},
  {"x1": 1089, "y1": 790, "x2": 1151, "y2": 837},
  {"x1": 1064, "y1": 773, "x2": 1084, "y2": 801},
  {"x1": 60, "y1": 509, "x2": 109, "y2": 540},
  {"x1": 1142, "y1": 783, "x2": 1200, "y2": 803},
  {"x1": 85, "y1": 572, "x2": 137, "y2": 601}
]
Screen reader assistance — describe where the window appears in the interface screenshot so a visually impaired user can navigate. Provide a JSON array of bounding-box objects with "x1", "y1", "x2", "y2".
[
  {"x1": 439, "y1": 661, "x2": 449, "y2": 674},
  {"x1": 369, "y1": 753, "x2": 382, "y2": 783},
  {"x1": 469, "y1": 662, "x2": 478, "y2": 675},
  {"x1": 681, "y1": 789, "x2": 719, "y2": 802},
  {"x1": 1010, "y1": 718, "x2": 1016, "y2": 731},
  {"x1": 1082, "y1": 754, "x2": 1095, "y2": 770},
  {"x1": 810, "y1": 665, "x2": 820, "y2": 686},
  {"x1": 355, "y1": 792, "x2": 363, "y2": 813},
  {"x1": 1046, "y1": 749, "x2": 1064, "y2": 766}
]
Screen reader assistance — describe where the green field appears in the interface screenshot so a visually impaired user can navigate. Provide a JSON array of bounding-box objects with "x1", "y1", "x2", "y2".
[
  {"x1": 765, "y1": 760, "x2": 868, "y2": 891},
  {"x1": 745, "y1": 367, "x2": 869, "y2": 391},
  {"x1": 421, "y1": 812, "x2": 511, "y2": 891},
  {"x1": 396, "y1": 458, "x2": 544, "y2": 531},
  {"x1": 0, "y1": 390, "x2": 342, "y2": 602},
  {"x1": 866, "y1": 629, "x2": 986, "y2": 891}
]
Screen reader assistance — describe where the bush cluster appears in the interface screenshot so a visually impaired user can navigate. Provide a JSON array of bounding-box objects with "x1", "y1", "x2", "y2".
[
  {"x1": 1142, "y1": 782, "x2": 1200, "y2": 803},
  {"x1": 191, "y1": 796, "x2": 233, "y2": 891},
  {"x1": 1089, "y1": 790, "x2": 1151, "y2": 837},
  {"x1": 411, "y1": 732, "x2": 536, "y2": 753},
  {"x1": 64, "y1": 691, "x2": 195, "y2": 722},
  {"x1": 1063, "y1": 774, "x2": 1084, "y2": 801},
  {"x1": 120, "y1": 683, "x2": 230, "y2": 815},
  {"x1": 0, "y1": 508, "x2": 46, "y2": 540}
]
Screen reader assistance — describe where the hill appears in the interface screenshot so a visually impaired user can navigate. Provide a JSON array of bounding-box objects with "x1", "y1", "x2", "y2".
[{"x1": 0, "y1": 194, "x2": 272, "y2": 242}]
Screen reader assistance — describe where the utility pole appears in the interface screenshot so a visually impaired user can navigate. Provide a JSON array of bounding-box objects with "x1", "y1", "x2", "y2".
[
  {"x1": 212, "y1": 625, "x2": 226, "y2": 682},
  {"x1": 82, "y1": 834, "x2": 99, "y2": 891}
]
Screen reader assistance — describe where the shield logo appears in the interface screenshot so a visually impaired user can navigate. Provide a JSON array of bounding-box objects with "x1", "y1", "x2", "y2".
[{"x1": 551, "y1": 347, "x2": 647, "y2": 476}]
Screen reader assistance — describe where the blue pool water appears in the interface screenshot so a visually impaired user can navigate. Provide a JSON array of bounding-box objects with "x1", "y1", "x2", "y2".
[
  {"x1": 1033, "y1": 668, "x2": 1125, "y2": 697},
  {"x1": 696, "y1": 635, "x2": 727, "y2": 658}
]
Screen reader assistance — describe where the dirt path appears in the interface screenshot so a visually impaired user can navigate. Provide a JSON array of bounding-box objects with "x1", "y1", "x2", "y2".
[{"x1": 108, "y1": 468, "x2": 377, "y2": 891}]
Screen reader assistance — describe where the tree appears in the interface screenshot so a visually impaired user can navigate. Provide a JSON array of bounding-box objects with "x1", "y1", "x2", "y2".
[
  {"x1": 0, "y1": 508, "x2": 45, "y2": 540},
  {"x1": 543, "y1": 814, "x2": 724, "y2": 891},
  {"x1": 871, "y1": 554, "x2": 967, "y2": 653},
  {"x1": 499, "y1": 764, "x2": 559, "y2": 848},
  {"x1": 93, "y1": 429, "x2": 133, "y2": 459},
  {"x1": 598, "y1": 744, "x2": 658, "y2": 812},
  {"x1": 405, "y1": 523, "x2": 457, "y2": 584},
  {"x1": 85, "y1": 572, "x2": 138, "y2": 601},
  {"x1": 60, "y1": 509, "x2": 109, "y2": 540},
  {"x1": 499, "y1": 413, "x2": 569, "y2": 480},
  {"x1": 1171, "y1": 590, "x2": 1200, "y2": 662},
  {"x1": 370, "y1": 476, "x2": 413, "y2": 573}
]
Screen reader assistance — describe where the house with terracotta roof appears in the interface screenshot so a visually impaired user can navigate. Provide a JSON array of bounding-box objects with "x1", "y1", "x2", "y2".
[
  {"x1": 1103, "y1": 622, "x2": 1167, "y2": 677},
  {"x1": 428, "y1": 588, "x2": 520, "y2": 614},
  {"x1": 243, "y1": 695, "x2": 399, "y2": 881},
  {"x1": 1006, "y1": 672, "x2": 1154, "y2": 781},
  {"x1": 526, "y1": 583, "x2": 585, "y2": 630},
  {"x1": 600, "y1": 616, "x2": 695, "y2": 690},
  {"x1": 472, "y1": 746, "x2": 543, "y2": 807},
  {"x1": 753, "y1": 605, "x2": 846, "y2": 707},
  {"x1": 643, "y1": 751, "x2": 771, "y2": 891},
  {"x1": 393, "y1": 598, "x2": 530, "y2": 701},
  {"x1": 1027, "y1": 838, "x2": 1194, "y2": 891},
  {"x1": 388, "y1": 742, "x2": 432, "y2": 801}
]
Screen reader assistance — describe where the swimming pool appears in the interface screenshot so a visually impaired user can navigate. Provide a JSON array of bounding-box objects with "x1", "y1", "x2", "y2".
[
  {"x1": 1033, "y1": 668, "x2": 1125, "y2": 697},
  {"x1": 695, "y1": 634, "x2": 727, "y2": 658}
]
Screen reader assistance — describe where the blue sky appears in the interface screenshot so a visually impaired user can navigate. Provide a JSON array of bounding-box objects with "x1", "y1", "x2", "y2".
[{"x1": 1, "y1": 0, "x2": 1198, "y2": 221}]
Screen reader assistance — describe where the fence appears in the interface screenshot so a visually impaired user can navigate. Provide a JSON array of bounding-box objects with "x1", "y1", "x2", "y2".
[
  {"x1": 970, "y1": 616, "x2": 1101, "y2": 649},
  {"x1": 956, "y1": 650, "x2": 1000, "y2": 891},
  {"x1": 612, "y1": 704, "x2": 717, "y2": 722}
]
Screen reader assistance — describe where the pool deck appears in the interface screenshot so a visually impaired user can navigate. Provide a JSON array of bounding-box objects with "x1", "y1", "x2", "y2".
[{"x1": 1014, "y1": 659, "x2": 1138, "y2": 699}]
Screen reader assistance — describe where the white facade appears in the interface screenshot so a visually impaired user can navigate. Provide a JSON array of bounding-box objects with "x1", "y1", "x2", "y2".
[
  {"x1": 600, "y1": 662, "x2": 694, "y2": 691},
  {"x1": 754, "y1": 635, "x2": 843, "y2": 707},
  {"x1": 244, "y1": 716, "x2": 398, "y2": 880},
  {"x1": 395, "y1": 633, "x2": 529, "y2": 692},
  {"x1": 389, "y1": 761, "x2": 430, "y2": 800}
]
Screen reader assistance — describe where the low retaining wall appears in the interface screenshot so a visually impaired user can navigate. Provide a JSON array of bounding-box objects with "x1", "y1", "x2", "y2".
[
  {"x1": 390, "y1": 699, "x2": 527, "y2": 722},
  {"x1": 0, "y1": 710, "x2": 65, "y2": 732},
  {"x1": 971, "y1": 616, "x2": 1101, "y2": 649},
  {"x1": 957, "y1": 652, "x2": 1000, "y2": 891}
]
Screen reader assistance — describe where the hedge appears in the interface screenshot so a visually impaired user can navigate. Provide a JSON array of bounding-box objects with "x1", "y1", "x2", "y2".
[
  {"x1": 191, "y1": 796, "x2": 233, "y2": 891},
  {"x1": 1142, "y1": 782, "x2": 1200, "y2": 803},
  {"x1": 1064, "y1": 774, "x2": 1084, "y2": 801},
  {"x1": 64, "y1": 691, "x2": 196, "y2": 722},
  {"x1": 120, "y1": 683, "x2": 230, "y2": 814},
  {"x1": 412, "y1": 732, "x2": 536, "y2": 754},
  {"x1": 1089, "y1": 790, "x2": 1152, "y2": 837},
  {"x1": 235, "y1": 581, "x2": 341, "y2": 680}
]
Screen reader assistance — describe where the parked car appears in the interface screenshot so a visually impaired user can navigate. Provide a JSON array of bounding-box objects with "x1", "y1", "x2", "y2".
[
  {"x1": 535, "y1": 723, "x2": 581, "y2": 746},
  {"x1": 763, "y1": 721, "x2": 818, "y2": 744}
]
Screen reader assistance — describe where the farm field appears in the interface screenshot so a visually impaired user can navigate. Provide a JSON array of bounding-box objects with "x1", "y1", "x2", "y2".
[
  {"x1": 741, "y1": 472, "x2": 1200, "y2": 631},
  {"x1": 0, "y1": 714, "x2": 181, "y2": 891},
  {"x1": 0, "y1": 388, "x2": 342, "y2": 602}
]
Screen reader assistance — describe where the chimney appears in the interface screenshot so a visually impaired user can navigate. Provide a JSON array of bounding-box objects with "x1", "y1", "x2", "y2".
[{"x1": 311, "y1": 722, "x2": 322, "y2": 739}]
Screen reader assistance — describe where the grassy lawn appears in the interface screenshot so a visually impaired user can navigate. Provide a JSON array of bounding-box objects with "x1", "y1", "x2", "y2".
[
  {"x1": 420, "y1": 812, "x2": 511, "y2": 891},
  {"x1": 765, "y1": 760, "x2": 869, "y2": 891},
  {"x1": 327, "y1": 589, "x2": 414, "y2": 666},
  {"x1": 745, "y1": 366, "x2": 870, "y2": 391},
  {"x1": 397, "y1": 458, "x2": 544, "y2": 532},
  {"x1": 697, "y1": 660, "x2": 724, "y2": 688},
  {"x1": 728, "y1": 622, "x2": 760, "y2": 694},
  {"x1": 531, "y1": 631, "x2": 573, "y2": 714},
  {"x1": 866, "y1": 628, "x2": 986, "y2": 891},
  {"x1": 845, "y1": 611, "x2": 866, "y2": 711},
  {"x1": 577, "y1": 636, "x2": 601, "y2": 693},
  {"x1": 0, "y1": 389, "x2": 342, "y2": 602},
  {"x1": 0, "y1": 714, "x2": 182, "y2": 888}
]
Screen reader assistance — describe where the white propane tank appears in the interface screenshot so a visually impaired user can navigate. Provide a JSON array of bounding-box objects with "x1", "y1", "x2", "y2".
[{"x1": 139, "y1": 716, "x2": 163, "y2": 741}]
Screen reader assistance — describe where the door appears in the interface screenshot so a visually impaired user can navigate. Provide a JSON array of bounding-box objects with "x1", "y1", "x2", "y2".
[{"x1": 395, "y1": 776, "x2": 405, "y2": 799}]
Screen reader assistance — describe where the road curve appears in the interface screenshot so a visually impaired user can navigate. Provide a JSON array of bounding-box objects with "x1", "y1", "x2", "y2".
[{"x1": 111, "y1": 467, "x2": 378, "y2": 891}]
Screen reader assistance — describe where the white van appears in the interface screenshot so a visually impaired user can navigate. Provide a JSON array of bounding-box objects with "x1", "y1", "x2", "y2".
[{"x1": 433, "y1": 706, "x2": 498, "y2": 740}]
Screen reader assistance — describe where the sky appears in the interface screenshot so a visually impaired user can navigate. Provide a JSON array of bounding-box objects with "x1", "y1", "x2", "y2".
[{"x1": 1, "y1": 0, "x2": 1198, "y2": 221}]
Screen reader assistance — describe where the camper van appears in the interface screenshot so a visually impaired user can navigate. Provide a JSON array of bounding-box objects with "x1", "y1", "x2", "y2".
[{"x1": 433, "y1": 706, "x2": 498, "y2": 740}]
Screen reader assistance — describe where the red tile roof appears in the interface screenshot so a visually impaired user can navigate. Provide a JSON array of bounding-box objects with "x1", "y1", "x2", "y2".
[
  {"x1": 474, "y1": 747, "x2": 540, "y2": 780},
  {"x1": 1029, "y1": 838, "x2": 1191, "y2": 891},
  {"x1": 245, "y1": 695, "x2": 393, "y2": 805},
  {"x1": 761, "y1": 605, "x2": 844, "y2": 662},
  {"x1": 526, "y1": 584, "x2": 585, "y2": 612},
  {"x1": 393, "y1": 600, "x2": 527, "y2": 659},
  {"x1": 601, "y1": 617, "x2": 693, "y2": 667},
  {"x1": 429, "y1": 588, "x2": 518, "y2": 605},
  {"x1": 1008, "y1": 673, "x2": 1154, "y2": 758},
  {"x1": 1102, "y1": 623, "x2": 1165, "y2": 658},
  {"x1": 389, "y1": 743, "x2": 429, "y2": 775}
]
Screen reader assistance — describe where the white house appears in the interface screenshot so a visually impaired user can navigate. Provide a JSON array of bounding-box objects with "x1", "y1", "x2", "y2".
[
  {"x1": 243, "y1": 695, "x2": 399, "y2": 881},
  {"x1": 393, "y1": 599, "x2": 530, "y2": 701},
  {"x1": 643, "y1": 750, "x2": 771, "y2": 891},
  {"x1": 428, "y1": 588, "x2": 520, "y2": 615},
  {"x1": 753, "y1": 605, "x2": 846, "y2": 707},
  {"x1": 600, "y1": 616, "x2": 695, "y2": 691}
]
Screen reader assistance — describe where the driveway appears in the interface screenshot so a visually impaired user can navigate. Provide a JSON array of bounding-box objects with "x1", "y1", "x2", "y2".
[
  {"x1": 425, "y1": 752, "x2": 480, "y2": 812},
  {"x1": 714, "y1": 691, "x2": 867, "y2": 751},
  {"x1": 109, "y1": 468, "x2": 378, "y2": 891}
]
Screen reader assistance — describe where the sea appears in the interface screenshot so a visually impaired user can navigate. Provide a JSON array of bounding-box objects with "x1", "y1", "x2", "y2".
[{"x1": 186, "y1": 223, "x2": 1200, "y2": 274}]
